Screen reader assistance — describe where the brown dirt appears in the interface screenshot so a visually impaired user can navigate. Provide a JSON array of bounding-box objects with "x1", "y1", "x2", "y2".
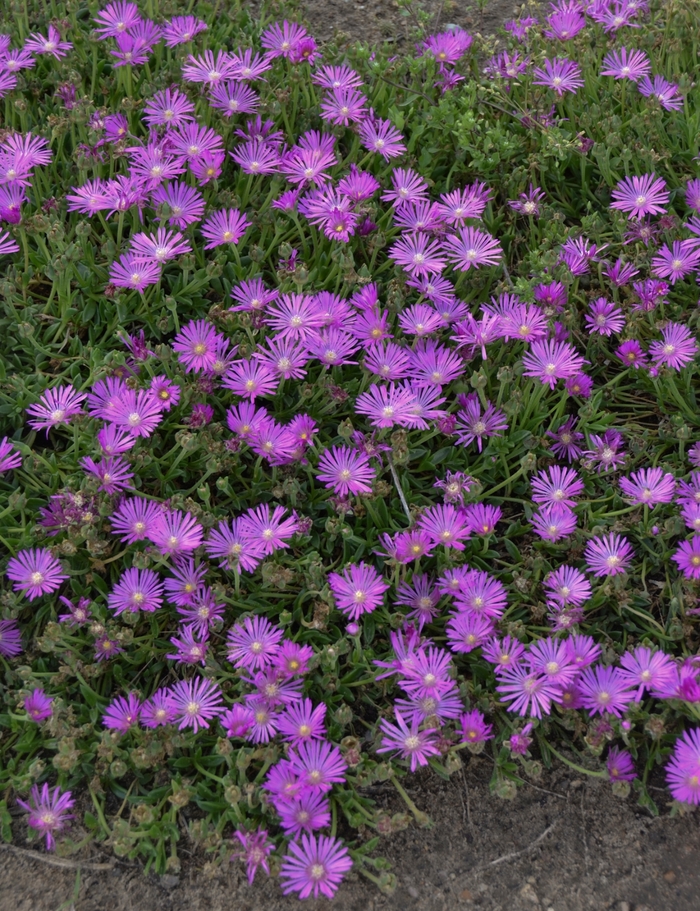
[{"x1": 2, "y1": 760, "x2": 699, "y2": 911}]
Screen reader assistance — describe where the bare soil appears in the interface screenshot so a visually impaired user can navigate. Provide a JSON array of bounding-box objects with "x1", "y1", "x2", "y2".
[{"x1": 4, "y1": 2, "x2": 699, "y2": 910}]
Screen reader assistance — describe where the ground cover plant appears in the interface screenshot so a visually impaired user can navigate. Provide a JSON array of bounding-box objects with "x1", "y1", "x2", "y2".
[{"x1": 1, "y1": 0, "x2": 700, "y2": 899}]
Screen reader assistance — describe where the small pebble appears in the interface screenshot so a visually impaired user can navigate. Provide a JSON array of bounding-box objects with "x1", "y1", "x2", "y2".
[{"x1": 663, "y1": 870, "x2": 677, "y2": 883}]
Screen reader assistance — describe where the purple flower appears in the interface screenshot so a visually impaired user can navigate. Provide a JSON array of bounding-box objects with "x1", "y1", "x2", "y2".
[
  {"x1": 577, "y1": 665, "x2": 635, "y2": 716},
  {"x1": 672, "y1": 538, "x2": 700, "y2": 579},
  {"x1": 358, "y1": 116, "x2": 406, "y2": 160},
  {"x1": 583, "y1": 429, "x2": 626, "y2": 472},
  {"x1": 522, "y1": 339, "x2": 585, "y2": 389},
  {"x1": 459, "y1": 709, "x2": 493, "y2": 745},
  {"x1": 584, "y1": 298, "x2": 625, "y2": 336},
  {"x1": 169, "y1": 677, "x2": 224, "y2": 733},
  {"x1": 607, "y1": 747, "x2": 636, "y2": 782},
  {"x1": 638, "y1": 75, "x2": 683, "y2": 111},
  {"x1": 452, "y1": 569, "x2": 508, "y2": 620},
  {"x1": 6, "y1": 548, "x2": 67, "y2": 600},
  {"x1": 172, "y1": 320, "x2": 222, "y2": 373},
  {"x1": 497, "y1": 663, "x2": 560, "y2": 718},
  {"x1": 201, "y1": 209, "x2": 250, "y2": 249},
  {"x1": 446, "y1": 612, "x2": 494, "y2": 653},
  {"x1": 616, "y1": 340, "x2": 648, "y2": 369},
  {"x1": 454, "y1": 393, "x2": 508, "y2": 451},
  {"x1": 610, "y1": 174, "x2": 669, "y2": 219},
  {"x1": 395, "y1": 574, "x2": 441, "y2": 629},
  {"x1": 17, "y1": 784, "x2": 74, "y2": 851},
  {"x1": 531, "y1": 505, "x2": 577, "y2": 542},
  {"x1": 463, "y1": 503, "x2": 501, "y2": 536},
  {"x1": 0, "y1": 437, "x2": 21, "y2": 472},
  {"x1": 277, "y1": 790, "x2": 331, "y2": 837},
  {"x1": 149, "y1": 510, "x2": 204, "y2": 556},
  {"x1": 227, "y1": 616, "x2": 283, "y2": 670},
  {"x1": 532, "y1": 58, "x2": 584, "y2": 95},
  {"x1": 649, "y1": 323, "x2": 698, "y2": 371},
  {"x1": 0, "y1": 619, "x2": 22, "y2": 657},
  {"x1": 418, "y1": 503, "x2": 471, "y2": 551},
  {"x1": 289, "y1": 740, "x2": 347, "y2": 792},
  {"x1": 619, "y1": 646, "x2": 676, "y2": 699},
  {"x1": 508, "y1": 184, "x2": 545, "y2": 216},
  {"x1": 26, "y1": 384, "x2": 86, "y2": 433},
  {"x1": 665, "y1": 728, "x2": 700, "y2": 804},
  {"x1": 110, "y1": 497, "x2": 162, "y2": 544},
  {"x1": 81, "y1": 455, "x2": 133, "y2": 494},
  {"x1": 328, "y1": 562, "x2": 389, "y2": 620},
  {"x1": 94, "y1": 635, "x2": 123, "y2": 662},
  {"x1": 544, "y1": 566, "x2": 591, "y2": 608},
  {"x1": 108, "y1": 567, "x2": 164, "y2": 615},
  {"x1": 162, "y1": 15, "x2": 207, "y2": 47},
  {"x1": 24, "y1": 688, "x2": 53, "y2": 722},
  {"x1": 619, "y1": 468, "x2": 675, "y2": 506},
  {"x1": 652, "y1": 241, "x2": 700, "y2": 284},
  {"x1": 444, "y1": 226, "x2": 503, "y2": 271},
  {"x1": 600, "y1": 48, "x2": 651, "y2": 81},
  {"x1": 279, "y1": 833, "x2": 352, "y2": 900},
  {"x1": 547, "y1": 417, "x2": 584, "y2": 462},
  {"x1": 232, "y1": 829, "x2": 274, "y2": 885},
  {"x1": 103, "y1": 693, "x2": 142, "y2": 733},
  {"x1": 277, "y1": 699, "x2": 327, "y2": 746},
  {"x1": 388, "y1": 233, "x2": 447, "y2": 277},
  {"x1": 584, "y1": 533, "x2": 634, "y2": 577},
  {"x1": 140, "y1": 689, "x2": 176, "y2": 728},
  {"x1": 532, "y1": 466, "x2": 584, "y2": 508},
  {"x1": 377, "y1": 709, "x2": 440, "y2": 772}
]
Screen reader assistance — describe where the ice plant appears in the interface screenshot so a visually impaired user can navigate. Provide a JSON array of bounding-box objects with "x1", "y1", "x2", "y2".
[
  {"x1": 17, "y1": 784, "x2": 74, "y2": 851},
  {"x1": 6, "y1": 548, "x2": 67, "y2": 600}
]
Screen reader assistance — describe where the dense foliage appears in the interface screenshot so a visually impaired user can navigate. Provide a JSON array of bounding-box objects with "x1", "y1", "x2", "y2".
[{"x1": 2, "y1": 0, "x2": 700, "y2": 898}]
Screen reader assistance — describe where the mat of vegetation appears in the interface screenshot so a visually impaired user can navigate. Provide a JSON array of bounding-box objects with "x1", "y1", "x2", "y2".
[{"x1": 1, "y1": 0, "x2": 700, "y2": 901}]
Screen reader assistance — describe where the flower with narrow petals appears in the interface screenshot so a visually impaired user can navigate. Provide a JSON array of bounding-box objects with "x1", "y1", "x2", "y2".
[
  {"x1": 620, "y1": 468, "x2": 675, "y2": 506},
  {"x1": 103, "y1": 693, "x2": 142, "y2": 732},
  {"x1": 17, "y1": 784, "x2": 74, "y2": 851},
  {"x1": 0, "y1": 437, "x2": 21, "y2": 472},
  {"x1": 584, "y1": 533, "x2": 634, "y2": 577},
  {"x1": 26, "y1": 385, "x2": 86, "y2": 433},
  {"x1": 227, "y1": 616, "x2": 283, "y2": 670},
  {"x1": 532, "y1": 58, "x2": 584, "y2": 95},
  {"x1": 316, "y1": 446, "x2": 375, "y2": 496},
  {"x1": 522, "y1": 339, "x2": 586, "y2": 389},
  {"x1": 201, "y1": 209, "x2": 250, "y2": 249},
  {"x1": 280, "y1": 833, "x2": 352, "y2": 900},
  {"x1": 169, "y1": 677, "x2": 224, "y2": 733},
  {"x1": 649, "y1": 323, "x2": 698, "y2": 371},
  {"x1": 24, "y1": 688, "x2": 53, "y2": 722},
  {"x1": 652, "y1": 242, "x2": 700, "y2": 284},
  {"x1": 232, "y1": 829, "x2": 274, "y2": 885},
  {"x1": 578, "y1": 665, "x2": 635, "y2": 716},
  {"x1": 377, "y1": 709, "x2": 440, "y2": 771},
  {"x1": 149, "y1": 510, "x2": 204, "y2": 556},
  {"x1": 601, "y1": 48, "x2": 651, "y2": 81},
  {"x1": 610, "y1": 174, "x2": 669, "y2": 219},
  {"x1": 328, "y1": 562, "x2": 389, "y2": 620},
  {"x1": 444, "y1": 226, "x2": 502, "y2": 271},
  {"x1": 673, "y1": 538, "x2": 700, "y2": 579},
  {"x1": 6, "y1": 548, "x2": 67, "y2": 600}
]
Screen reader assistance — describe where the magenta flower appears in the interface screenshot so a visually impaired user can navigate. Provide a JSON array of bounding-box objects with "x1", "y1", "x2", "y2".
[
  {"x1": 418, "y1": 503, "x2": 471, "y2": 550},
  {"x1": 577, "y1": 665, "x2": 635, "y2": 716},
  {"x1": 24, "y1": 25, "x2": 72, "y2": 59},
  {"x1": 81, "y1": 455, "x2": 133, "y2": 494},
  {"x1": 0, "y1": 619, "x2": 22, "y2": 657},
  {"x1": 209, "y1": 82, "x2": 260, "y2": 117},
  {"x1": 619, "y1": 646, "x2": 677, "y2": 699},
  {"x1": 181, "y1": 50, "x2": 236, "y2": 86},
  {"x1": 110, "y1": 497, "x2": 162, "y2": 544},
  {"x1": 607, "y1": 747, "x2": 636, "y2": 782},
  {"x1": 24, "y1": 688, "x2": 53, "y2": 722},
  {"x1": 532, "y1": 58, "x2": 584, "y2": 95},
  {"x1": 233, "y1": 829, "x2": 274, "y2": 885},
  {"x1": 544, "y1": 566, "x2": 591, "y2": 608},
  {"x1": 152, "y1": 180, "x2": 205, "y2": 229},
  {"x1": 0, "y1": 437, "x2": 21, "y2": 472},
  {"x1": 497, "y1": 663, "x2": 560, "y2": 718},
  {"x1": 610, "y1": 174, "x2": 669, "y2": 219},
  {"x1": 444, "y1": 226, "x2": 503, "y2": 271},
  {"x1": 508, "y1": 184, "x2": 546, "y2": 217},
  {"x1": 531, "y1": 505, "x2": 577, "y2": 542},
  {"x1": 94, "y1": 635, "x2": 123, "y2": 662},
  {"x1": 665, "y1": 728, "x2": 700, "y2": 804},
  {"x1": 26, "y1": 384, "x2": 86, "y2": 433},
  {"x1": 619, "y1": 468, "x2": 675, "y2": 506},
  {"x1": 316, "y1": 446, "x2": 375, "y2": 496},
  {"x1": 103, "y1": 693, "x2": 142, "y2": 733},
  {"x1": 584, "y1": 429, "x2": 626, "y2": 473},
  {"x1": 206, "y1": 518, "x2": 266, "y2": 573},
  {"x1": 388, "y1": 232, "x2": 448, "y2": 277},
  {"x1": 130, "y1": 228, "x2": 191, "y2": 265},
  {"x1": 355, "y1": 382, "x2": 416, "y2": 429},
  {"x1": 328, "y1": 562, "x2": 389, "y2": 620},
  {"x1": 150, "y1": 510, "x2": 204, "y2": 556},
  {"x1": 600, "y1": 47, "x2": 651, "y2": 81},
  {"x1": 616, "y1": 339, "x2": 648, "y2": 369},
  {"x1": 240, "y1": 504, "x2": 298, "y2": 555},
  {"x1": 673, "y1": 538, "x2": 700, "y2": 579},
  {"x1": 277, "y1": 699, "x2": 327, "y2": 746},
  {"x1": 463, "y1": 503, "x2": 502, "y2": 536},
  {"x1": 17, "y1": 784, "x2": 74, "y2": 851},
  {"x1": 652, "y1": 241, "x2": 700, "y2": 284},
  {"x1": 584, "y1": 298, "x2": 625, "y2": 336},
  {"x1": 584, "y1": 533, "x2": 634, "y2": 577},
  {"x1": 0, "y1": 228, "x2": 20, "y2": 254},
  {"x1": 93, "y1": 1, "x2": 141, "y2": 38},
  {"x1": 277, "y1": 790, "x2": 331, "y2": 837},
  {"x1": 459, "y1": 709, "x2": 494, "y2": 745},
  {"x1": 110, "y1": 389, "x2": 163, "y2": 438},
  {"x1": 638, "y1": 75, "x2": 683, "y2": 111},
  {"x1": 358, "y1": 116, "x2": 406, "y2": 160},
  {"x1": 162, "y1": 16, "x2": 207, "y2": 47},
  {"x1": 522, "y1": 339, "x2": 585, "y2": 388},
  {"x1": 546, "y1": 417, "x2": 584, "y2": 462},
  {"x1": 289, "y1": 740, "x2": 347, "y2": 792},
  {"x1": 169, "y1": 677, "x2": 224, "y2": 733},
  {"x1": 446, "y1": 612, "x2": 494, "y2": 653},
  {"x1": 280, "y1": 833, "x2": 352, "y2": 900},
  {"x1": 454, "y1": 393, "x2": 508, "y2": 451},
  {"x1": 108, "y1": 567, "x2": 164, "y2": 615},
  {"x1": 649, "y1": 323, "x2": 698, "y2": 370},
  {"x1": 200, "y1": 209, "x2": 250, "y2": 249},
  {"x1": 532, "y1": 466, "x2": 584, "y2": 508},
  {"x1": 377, "y1": 709, "x2": 440, "y2": 771},
  {"x1": 6, "y1": 548, "x2": 67, "y2": 600},
  {"x1": 227, "y1": 616, "x2": 283, "y2": 670},
  {"x1": 172, "y1": 320, "x2": 221, "y2": 373}
]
